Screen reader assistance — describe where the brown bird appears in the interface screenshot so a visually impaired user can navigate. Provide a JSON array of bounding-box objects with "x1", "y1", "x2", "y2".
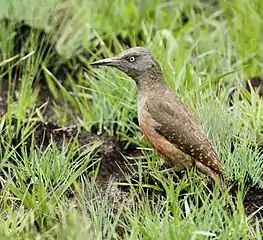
[{"x1": 91, "y1": 47, "x2": 227, "y2": 182}]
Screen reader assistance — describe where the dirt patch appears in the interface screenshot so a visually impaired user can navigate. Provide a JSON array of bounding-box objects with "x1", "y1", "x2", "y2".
[
  {"x1": 32, "y1": 122, "x2": 140, "y2": 183},
  {"x1": 243, "y1": 185, "x2": 263, "y2": 216},
  {"x1": 0, "y1": 81, "x2": 8, "y2": 116}
]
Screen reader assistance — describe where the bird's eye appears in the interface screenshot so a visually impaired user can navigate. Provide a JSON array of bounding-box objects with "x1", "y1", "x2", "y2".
[{"x1": 129, "y1": 56, "x2": 135, "y2": 62}]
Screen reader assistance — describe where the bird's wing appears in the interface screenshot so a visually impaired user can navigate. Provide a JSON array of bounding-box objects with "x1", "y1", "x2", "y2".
[{"x1": 145, "y1": 96, "x2": 224, "y2": 174}]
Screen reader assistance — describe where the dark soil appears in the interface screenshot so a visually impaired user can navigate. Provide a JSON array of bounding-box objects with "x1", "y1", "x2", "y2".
[
  {"x1": 32, "y1": 122, "x2": 140, "y2": 183},
  {"x1": 0, "y1": 18, "x2": 262, "y2": 225},
  {"x1": 243, "y1": 185, "x2": 263, "y2": 216}
]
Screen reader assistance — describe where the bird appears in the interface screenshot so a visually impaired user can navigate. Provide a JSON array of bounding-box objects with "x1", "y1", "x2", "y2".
[{"x1": 91, "y1": 47, "x2": 227, "y2": 183}]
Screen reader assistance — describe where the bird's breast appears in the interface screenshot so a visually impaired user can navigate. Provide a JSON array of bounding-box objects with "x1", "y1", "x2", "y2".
[{"x1": 137, "y1": 94, "x2": 148, "y2": 122}]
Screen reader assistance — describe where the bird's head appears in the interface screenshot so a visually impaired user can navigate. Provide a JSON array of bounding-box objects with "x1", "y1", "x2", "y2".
[{"x1": 91, "y1": 47, "x2": 162, "y2": 84}]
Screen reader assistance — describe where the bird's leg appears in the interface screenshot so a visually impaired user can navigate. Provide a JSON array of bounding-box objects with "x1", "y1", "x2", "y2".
[
  {"x1": 159, "y1": 167, "x2": 188, "y2": 180},
  {"x1": 160, "y1": 164, "x2": 219, "y2": 181},
  {"x1": 159, "y1": 167, "x2": 181, "y2": 174}
]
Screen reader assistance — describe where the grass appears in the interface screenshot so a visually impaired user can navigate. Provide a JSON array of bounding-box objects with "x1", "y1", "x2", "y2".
[{"x1": 0, "y1": 0, "x2": 263, "y2": 239}]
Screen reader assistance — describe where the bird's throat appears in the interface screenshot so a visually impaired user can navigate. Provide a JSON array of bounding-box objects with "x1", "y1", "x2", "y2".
[{"x1": 136, "y1": 68, "x2": 165, "y2": 93}]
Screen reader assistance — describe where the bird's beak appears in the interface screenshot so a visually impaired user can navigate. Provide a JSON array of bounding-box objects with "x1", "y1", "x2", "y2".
[{"x1": 90, "y1": 56, "x2": 121, "y2": 67}]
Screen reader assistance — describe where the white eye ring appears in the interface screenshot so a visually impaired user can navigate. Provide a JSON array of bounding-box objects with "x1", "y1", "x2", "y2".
[{"x1": 129, "y1": 56, "x2": 135, "y2": 62}]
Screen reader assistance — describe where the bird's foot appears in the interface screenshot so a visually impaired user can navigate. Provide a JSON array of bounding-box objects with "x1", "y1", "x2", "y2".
[
  {"x1": 159, "y1": 167, "x2": 187, "y2": 178},
  {"x1": 159, "y1": 167, "x2": 177, "y2": 174}
]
